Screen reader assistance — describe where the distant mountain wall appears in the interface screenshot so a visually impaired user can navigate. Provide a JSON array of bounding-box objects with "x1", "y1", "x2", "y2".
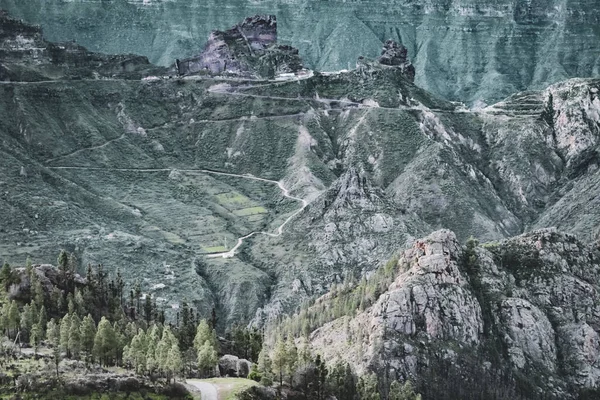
[{"x1": 1, "y1": 0, "x2": 600, "y2": 105}]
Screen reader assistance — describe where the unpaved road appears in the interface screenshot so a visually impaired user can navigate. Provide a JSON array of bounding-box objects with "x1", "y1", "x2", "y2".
[
  {"x1": 46, "y1": 166, "x2": 310, "y2": 258},
  {"x1": 187, "y1": 379, "x2": 218, "y2": 400}
]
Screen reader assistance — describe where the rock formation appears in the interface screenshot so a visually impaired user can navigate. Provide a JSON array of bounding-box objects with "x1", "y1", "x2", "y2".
[
  {"x1": 308, "y1": 229, "x2": 600, "y2": 397},
  {"x1": 175, "y1": 15, "x2": 303, "y2": 79},
  {"x1": 0, "y1": 11, "x2": 162, "y2": 81},
  {"x1": 4, "y1": 1, "x2": 600, "y2": 104},
  {"x1": 377, "y1": 40, "x2": 415, "y2": 82}
]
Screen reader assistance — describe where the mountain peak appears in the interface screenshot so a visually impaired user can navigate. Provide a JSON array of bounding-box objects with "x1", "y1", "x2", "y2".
[{"x1": 175, "y1": 14, "x2": 303, "y2": 79}]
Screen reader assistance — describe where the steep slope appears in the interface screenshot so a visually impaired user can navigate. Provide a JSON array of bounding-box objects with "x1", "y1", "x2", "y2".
[
  {"x1": 1, "y1": 13, "x2": 600, "y2": 334},
  {"x1": 300, "y1": 229, "x2": 600, "y2": 398},
  {"x1": 2, "y1": 0, "x2": 600, "y2": 104}
]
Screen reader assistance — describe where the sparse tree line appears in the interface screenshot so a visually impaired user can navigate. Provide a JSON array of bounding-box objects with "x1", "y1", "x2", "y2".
[
  {"x1": 0, "y1": 252, "x2": 261, "y2": 385},
  {"x1": 245, "y1": 332, "x2": 421, "y2": 400},
  {"x1": 276, "y1": 256, "x2": 401, "y2": 340}
]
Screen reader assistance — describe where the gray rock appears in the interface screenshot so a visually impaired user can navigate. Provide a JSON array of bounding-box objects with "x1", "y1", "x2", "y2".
[{"x1": 218, "y1": 354, "x2": 252, "y2": 378}]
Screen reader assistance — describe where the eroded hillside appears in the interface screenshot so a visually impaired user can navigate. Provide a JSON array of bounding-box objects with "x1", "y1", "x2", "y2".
[{"x1": 0, "y1": 12, "x2": 599, "y2": 336}]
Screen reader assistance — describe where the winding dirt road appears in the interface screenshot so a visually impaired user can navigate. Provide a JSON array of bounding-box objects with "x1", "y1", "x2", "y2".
[{"x1": 46, "y1": 166, "x2": 309, "y2": 258}]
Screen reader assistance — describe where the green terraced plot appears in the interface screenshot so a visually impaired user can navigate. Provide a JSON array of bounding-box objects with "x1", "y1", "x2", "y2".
[
  {"x1": 202, "y1": 246, "x2": 229, "y2": 253},
  {"x1": 232, "y1": 206, "x2": 268, "y2": 216}
]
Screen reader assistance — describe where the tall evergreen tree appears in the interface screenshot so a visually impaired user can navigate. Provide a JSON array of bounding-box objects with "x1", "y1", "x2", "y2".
[
  {"x1": 144, "y1": 294, "x2": 153, "y2": 324},
  {"x1": 80, "y1": 314, "x2": 96, "y2": 364},
  {"x1": 286, "y1": 336, "x2": 298, "y2": 387},
  {"x1": 0, "y1": 261, "x2": 17, "y2": 292},
  {"x1": 37, "y1": 305, "x2": 47, "y2": 336},
  {"x1": 93, "y1": 316, "x2": 117, "y2": 366},
  {"x1": 30, "y1": 322, "x2": 42, "y2": 354},
  {"x1": 193, "y1": 319, "x2": 218, "y2": 351},
  {"x1": 59, "y1": 313, "x2": 71, "y2": 357},
  {"x1": 46, "y1": 318, "x2": 61, "y2": 379},
  {"x1": 68, "y1": 314, "x2": 82, "y2": 359},
  {"x1": 167, "y1": 343, "x2": 183, "y2": 383},
  {"x1": 256, "y1": 347, "x2": 274, "y2": 386},
  {"x1": 7, "y1": 301, "x2": 20, "y2": 339},
  {"x1": 196, "y1": 339, "x2": 218, "y2": 378},
  {"x1": 271, "y1": 335, "x2": 288, "y2": 386},
  {"x1": 389, "y1": 380, "x2": 420, "y2": 400}
]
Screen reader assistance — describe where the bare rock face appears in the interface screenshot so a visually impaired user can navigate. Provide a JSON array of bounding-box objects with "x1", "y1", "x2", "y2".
[
  {"x1": 309, "y1": 229, "x2": 600, "y2": 397},
  {"x1": 0, "y1": 11, "x2": 158, "y2": 81},
  {"x1": 377, "y1": 40, "x2": 415, "y2": 82},
  {"x1": 175, "y1": 15, "x2": 303, "y2": 79}
]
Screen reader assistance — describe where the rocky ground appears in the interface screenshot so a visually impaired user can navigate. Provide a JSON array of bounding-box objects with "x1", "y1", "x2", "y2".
[{"x1": 307, "y1": 228, "x2": 600, "y2": 398}]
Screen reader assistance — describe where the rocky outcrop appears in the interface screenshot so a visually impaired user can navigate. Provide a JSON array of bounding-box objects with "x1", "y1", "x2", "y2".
[
  {"x1": 0, "y1": 11, "x2": 161, "y2": 81},
  {"x1": 377, "y1": 40, "x2": 415, "y2": 82},
  {"x1": 218, "y1": 354, "x2": 252, "y2": 378},
  {"x1": 6, "y1": 1, "x2": 600, "y2": 104},
  {"x1": 175, "y1": 15, "x2": 303, "y2": 79},
  {"x1": 308, "y1": 229, "x2": 600, "y2": 398}
]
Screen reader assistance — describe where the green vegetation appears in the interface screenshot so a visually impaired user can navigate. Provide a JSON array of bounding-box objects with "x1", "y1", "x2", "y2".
[{"x1": 0, "y1": 251, "x2": 263, "y2": 398}]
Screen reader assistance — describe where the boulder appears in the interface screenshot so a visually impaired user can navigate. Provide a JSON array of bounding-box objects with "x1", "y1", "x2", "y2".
[{"x1": 218, "y1": 354, "x2": 252, "y2": 378}]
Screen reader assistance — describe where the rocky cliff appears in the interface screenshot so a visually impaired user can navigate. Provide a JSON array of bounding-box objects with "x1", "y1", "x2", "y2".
[
  {"x1": 175, "y1": 15, "x2": 303, "y2": 79},
  {"x1": 2, "y1": 0, "x2": 600, "y2": 104},
  {"x1": 305, "y1": 229, "x2": 600, "y2": 398}
]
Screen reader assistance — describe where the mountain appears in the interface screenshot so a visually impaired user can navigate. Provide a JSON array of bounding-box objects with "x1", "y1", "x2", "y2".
[
  {"x1": 295, "y1": 229, "x2": 600, "y2": 398},
  {"x1": 1, "y1": 9, "x2": 600, "y2": 370},
  {"x1": 1, "y1": 0, "x2": 600, "y2": 105}
]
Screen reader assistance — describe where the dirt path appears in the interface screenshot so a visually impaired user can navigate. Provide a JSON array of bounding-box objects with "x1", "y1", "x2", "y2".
[
  {"x1": 187, "y1": 379, "x2": 218, "y2": 400},
  {"x1": 46, "y1": 166, "x2": 309, "y2": 258}
]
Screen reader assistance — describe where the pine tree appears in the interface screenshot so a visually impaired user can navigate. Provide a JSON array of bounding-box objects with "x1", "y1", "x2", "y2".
[
  {"x1": 144, "y1": 294, "x2": 153, "y2": 324},
  {"x1": 59, "y1": 313, "x2": 71, "y2": 358},
  {"x1": 37, "y1": 305, "x2": 47, "y2": 336},
  {"x1": 0, "y1": 261, "x2": 17, "y2": 292},
  {"x1": 314, "y1": 354, "x2": 328, "y2": 400},
  {"x1": 358, "y1": 372, "x2": 380, "y2": 400},
  {"x1": 285, "y1": 336, "x2": 298, "y2": 387},
  {"x1": 167, "y1": 342, "x2": 183, "y2": 382},
  {"x1": 256, "y1": 347, "x2": 274, "y2": 386},
  {"x1": 30, "y1": 322, "x2": 42, "y2": 355},
  {"x1": 74, "y1": 289, "x2": 86, "y2": 316},
  {"x1": 0, "y1": 302, "x2": 9, "y2": 336},
  {"x1": 68, "y1": 314, "x2": 82, "y2": 359},
  {"x1": 25, "y1": 256, "x2": 33, "y2": 279},
  {"x1": 32, "y1": 276, "x2": 45, "y2": 308},
  {"x1": 20, "y1": 303, "x2": 34, "y2": 341},
  {"x1": 93, "y1": 316, "x2": 117, "y2": 366},
  {"x1": 193, "y1": 319, "x2": 218, "y2": 351},
  {"x1": 80, "y1": 314, "x2": 96, "y2": 364},
  {"x1": 7, "y1": 300, "x2": 20, "y2": 339},
  {"x1": 157, "y1": 327, "x2": 177, "y2": 377},
  {"x1": 329, "y1": 362, "x2": 356, "y2": 400},
  {"x1": 46, "y1": 319, "x2": 61, "y2": 379},
  {"x1": 57, "y1": 250, "x2": 69, "y2": 280},
  {"x1": 196, "y1": 340, "x2": 218, "y2": 378},
  {"x1": 271, "y1": 335, "x2": 288, "y2": 386},
  {"x1": 128, "y1": 329, "x2": 148, "y2": 374},
  {"x1": 46, "y1": 318, "x2": 60, "y2": 346},
  {"x1": 297, "y1": 336, "x2": 312, "y2": 367},
  {"x1": 145, "y1": 324, "x2": 161, "y2": 374},
  {"x1": 389, "y1": 380, "x2": 419, "y2": 400}
]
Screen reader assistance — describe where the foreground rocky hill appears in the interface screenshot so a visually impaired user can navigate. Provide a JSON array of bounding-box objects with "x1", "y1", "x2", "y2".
[
  {"x1": 2, "y1": 0, "x2": 600, "y2": 105},
  {"x1": 0, "y1": 10, "x2": 599, "y2": 346},
  {"x1": 302, "y1": 228, "x2": 600, "y2": 398}
]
